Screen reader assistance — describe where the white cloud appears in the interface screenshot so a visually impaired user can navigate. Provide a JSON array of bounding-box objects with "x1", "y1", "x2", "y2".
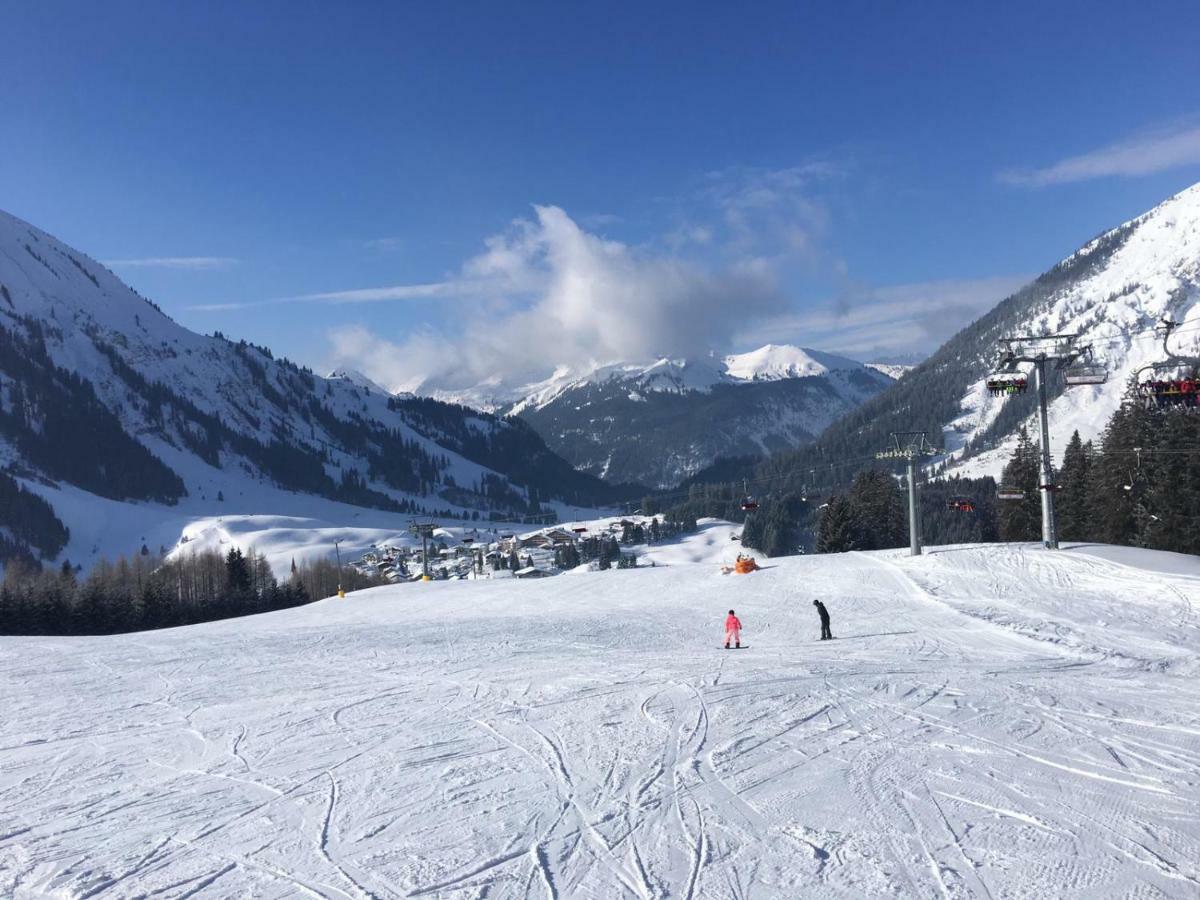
[
  {"x1": 738, "y1": 274, "x2": 1031, "y2": 360},
  {"x1": 103, "y1": 256, "x2": 237, "y2": 270},
  {"x1": 999, "y1": 122, "x2": 1200, "y2": 187},
  {"x1": 326, "y1": 205, "x2": 790, "y2": 393},
  {"x1": 699, "y1": 163, "x2": 840, "y2": 261}
]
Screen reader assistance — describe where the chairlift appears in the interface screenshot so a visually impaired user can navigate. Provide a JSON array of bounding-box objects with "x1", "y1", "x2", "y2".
[
  {"x1": 947, "y1": 496, "x2": 976, "y2": 513},
  {"x1": 997, "y1": 485, "x2": 1025, "y2": 501},
  {"x1": 1136, "y1": 372, "x2": 1198, "y2": 411},
  {"x1": 740, "y1": 496, "x2": 759, "y2": 512},
  {"x1": 1063, "y1": 364, "x2": 1108, "y2": 386},
  {"x1": 1122, "y1": 448, "x2": 1144, "y2": 492},
  {"x1": 985, "y1": 375, "x2": 1028, "y2": 396},
  {"x1": 1130, "y1": 318, "x2": 1198, "y2": 410}
]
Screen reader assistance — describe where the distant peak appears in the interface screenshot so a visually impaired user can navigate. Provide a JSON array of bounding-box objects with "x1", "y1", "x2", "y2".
[
  {"x1": 327, "y1": 367, "x2": 390, "y2": 395},
  {"x1": 724, "y1": 344, "x2": 866, "y2": 382}
]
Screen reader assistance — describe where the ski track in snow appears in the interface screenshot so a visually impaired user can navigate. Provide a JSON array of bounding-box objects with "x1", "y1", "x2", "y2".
[{"x1": 2, "y1": 542, "x2": 1199, "y2": 898}]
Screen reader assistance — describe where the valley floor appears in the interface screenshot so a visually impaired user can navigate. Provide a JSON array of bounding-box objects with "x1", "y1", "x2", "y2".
[{"x1": 2, "y1": 543, "x2": 1199, "y2": 898}]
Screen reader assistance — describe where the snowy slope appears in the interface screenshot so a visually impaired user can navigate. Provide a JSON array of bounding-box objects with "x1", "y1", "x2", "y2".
[
  {"x1": 327, "y1": 367, "x2": 393, "y2": 397},
  {"x1": 765, "y1": 182, "x2": 1200, "y2": 486},
  {"x1": 865, "y1": 362, "x2": 914, "y2": 381},
  {"x1": 0, "y1": 209, "x2": 624, "y2": 570},
  {"x1": 952, "y1": 182, "x2": 1200, "y2": 473},
  {"x1": 2, "y1": 542, "x2": 1197, "y2": 898}
]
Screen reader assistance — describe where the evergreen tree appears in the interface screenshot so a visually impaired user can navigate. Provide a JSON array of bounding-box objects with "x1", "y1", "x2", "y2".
[
  {"x1": 1086, "y1": 393, "x2": 1153, "y2": 547},
  {"x1": 224, "y1": 548, "x2": 254, "y2": 614},
  {"x1": 759, "y1": 494, "x2": 807, "y2": 557},
  {"x1": 816, "y1": 495, "x2": 858, "y2": 553},
  {"x1": 740, "y1": 510, "x2": 766, "y2": 550},
  {"x1": 598, "y1": 538, "x2": 620, "y2": 570},
  {"x1": 998, "y1": 427, "x2": 1041, "y2": 541},
  {"x1": 847, "y1": 470, "x2": 906, "y2": 551},
  {"x1": 919, "y1": 476, "x2": 999, "y2": 545},
  {"x1": 1124, "y1": 399, "x2": 1200, "y2": 553},
  {"x1": 1056, "y1": 430, "x2": 1093, "y2": 541}
]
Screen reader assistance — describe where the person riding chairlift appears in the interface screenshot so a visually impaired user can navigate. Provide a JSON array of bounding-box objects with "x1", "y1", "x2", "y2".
[{"x1": 1183, "y1": 378, "x2": 1197, "y2": 407}]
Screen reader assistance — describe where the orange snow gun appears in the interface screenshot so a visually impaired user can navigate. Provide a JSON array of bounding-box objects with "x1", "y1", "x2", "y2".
[{"x1": 734, "y1": 557, "x2": 759, "y2": 574}]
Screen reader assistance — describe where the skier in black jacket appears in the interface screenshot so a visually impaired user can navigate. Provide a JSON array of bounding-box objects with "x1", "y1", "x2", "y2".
[{"x1": 813, "y1": 599, "x2": 832, "y2": 640}]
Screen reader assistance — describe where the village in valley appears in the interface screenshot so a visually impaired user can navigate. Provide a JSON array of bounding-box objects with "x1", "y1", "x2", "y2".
[{"x1": 348, "y1": 514, "x2": 698, "y2": 582}]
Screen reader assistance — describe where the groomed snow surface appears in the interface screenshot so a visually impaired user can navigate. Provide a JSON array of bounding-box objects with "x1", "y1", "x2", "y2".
[{"x1": 2, "y1": 541, "x2": 1199, "y2": 898}]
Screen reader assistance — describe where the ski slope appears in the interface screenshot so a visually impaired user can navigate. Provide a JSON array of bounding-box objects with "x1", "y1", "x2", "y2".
[{"x1": 2, "y1": 543, "x2": 1199, "y2": 898}]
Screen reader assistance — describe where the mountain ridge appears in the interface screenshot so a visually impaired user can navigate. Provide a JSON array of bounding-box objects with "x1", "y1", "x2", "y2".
[
  {"x1": 0, "y1": 209, "x2": 637, "y2": 570},
  {"x1": 419, "y1": 344, "x2": 892, "y2": 488}
]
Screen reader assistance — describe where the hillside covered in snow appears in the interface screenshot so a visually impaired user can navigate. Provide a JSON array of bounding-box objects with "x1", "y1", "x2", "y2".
[
  {"x1": 437, "y1": 345, "x2": 892, "y2": 488},
  {"x1": 754, "y1": 181, "x2": 1200, "y2": 487},
  {"x1": 0, "y1": 210, "x2": 636, "y2": 572},
  {"x1": 2, "y1": 540, "x2": 1197, "y2": 897}
]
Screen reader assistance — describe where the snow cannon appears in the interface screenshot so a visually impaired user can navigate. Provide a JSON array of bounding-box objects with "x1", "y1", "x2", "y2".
[{"x1": 734, "y1": 557, "x2": 760, "y2": 574}]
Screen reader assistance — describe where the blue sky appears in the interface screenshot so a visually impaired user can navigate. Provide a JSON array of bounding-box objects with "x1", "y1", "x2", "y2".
[{"x1": 4, "y1": 1, "x2": 1200, "y2": 389}]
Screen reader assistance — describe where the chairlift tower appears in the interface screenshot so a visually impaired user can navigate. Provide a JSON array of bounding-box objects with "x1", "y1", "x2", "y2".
[
  {"x1": 994, "y1": 334, "x2": 1106, "y2": 550},
  {"x1": 332, "y1": 538, "x2": 345, "y2": 599},
  {"x1": 409, "y1": 521, "x2": 439, "y2": 580},
  {"x1": 876, "y1": 432, "x2": 940, "y2": 557}
]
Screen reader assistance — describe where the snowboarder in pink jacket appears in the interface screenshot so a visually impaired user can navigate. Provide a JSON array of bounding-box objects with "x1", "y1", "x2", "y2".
[{"x1": 725, "y1": 610, "x2": 742, "y2": 649}]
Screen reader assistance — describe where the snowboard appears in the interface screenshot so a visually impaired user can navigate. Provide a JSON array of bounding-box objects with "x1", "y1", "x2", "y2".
[{"x1": 722, "y1": 645, "x2": 750, "y2": 650}]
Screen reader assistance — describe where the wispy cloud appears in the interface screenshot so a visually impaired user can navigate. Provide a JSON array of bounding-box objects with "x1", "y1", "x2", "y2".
[
  {"x1": 186, "y1": 281, "x2": 465, "y2": 312},
  {"x1": 697, "y1": 162, "x2": 842, "y2": 260},
  {"x1": 292, "y1": 282, "x2": 466, "y2": 303},
  {"x1": 103, "y1": 256, "x2": 237, "y2": 270},
  {"x1": 738, "y1": 274, "x2": 1032, "y2": 360},
  {"x1": 999, "y1": 121, "x2": 1200, "y2": 187}
]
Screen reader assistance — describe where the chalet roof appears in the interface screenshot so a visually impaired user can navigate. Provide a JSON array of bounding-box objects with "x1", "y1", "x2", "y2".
[{"x1": 514, "y1": 566, "x2": 551, "y2": 578}]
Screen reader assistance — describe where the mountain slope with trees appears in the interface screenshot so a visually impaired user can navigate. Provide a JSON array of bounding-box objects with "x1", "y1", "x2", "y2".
[
  {"x1": 0, "y1": 209, "x2": 636, "y2": 570},
  {"x1": 734, "y1": 181, "x2": 1200, "y2": 497}
]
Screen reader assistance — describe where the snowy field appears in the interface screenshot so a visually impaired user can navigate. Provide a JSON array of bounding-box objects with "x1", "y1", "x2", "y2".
[{"x1": 2, "y1": 542, "x2": 1199, "y2": 898}]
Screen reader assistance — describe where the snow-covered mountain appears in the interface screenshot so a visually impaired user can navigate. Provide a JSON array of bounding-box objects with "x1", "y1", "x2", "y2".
[
  {"x1": 950, "y1": 181, "x2": 1200, "y2": 473},
  {"x1": 326, "y1": 366, "x2": 395, "y2": 397},
  {"x1": 865, "y1": 362, "x2": 915, "y2": 381},
  {"x1": 758, "y1": 181, "x2": 1200, "y2": 486},
  {"x1": 724, "y1": 344, "x2": 862, "y2": 381},
  {"x1": 439, "y1": 346, "x2": 893, "y2": 488},
  {"x1": 0, "y1": 210, "x2": 632, "y2": 571}
]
